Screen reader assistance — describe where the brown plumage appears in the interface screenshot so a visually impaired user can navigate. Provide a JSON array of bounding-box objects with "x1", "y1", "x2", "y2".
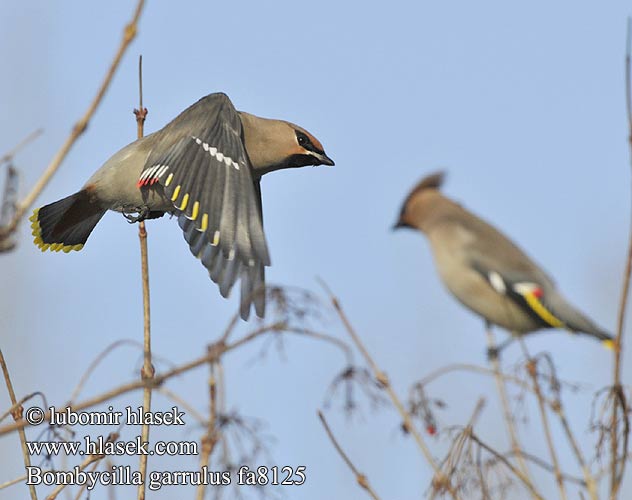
[{"x1": 394, "y1": 171, "x2": 613, "y2": 351}]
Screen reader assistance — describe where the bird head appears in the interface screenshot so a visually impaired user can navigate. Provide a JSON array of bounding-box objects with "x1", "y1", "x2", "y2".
[
  {"x1": 287, "y1": 124, "x2": 335, "y2": 168},
  {"x1": 393, "y1": 171, "x2": 446, "y2": 232},
  {"x1": 239, "y1": 112, "x2": 334, "y2": 175}
]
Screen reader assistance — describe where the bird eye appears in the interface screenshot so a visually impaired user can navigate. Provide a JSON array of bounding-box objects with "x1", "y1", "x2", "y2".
[{"x1": 296, "y1": 131, "x2": 309, "y2": 147}]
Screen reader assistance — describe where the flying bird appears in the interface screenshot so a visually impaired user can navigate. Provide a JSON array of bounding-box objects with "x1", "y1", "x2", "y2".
[
  {"x1": 393, "y1": 171, "x2": 613, "y2": 354},
  {"x1": 30, "y1": 92, "x2": 334, "y2": 320}
]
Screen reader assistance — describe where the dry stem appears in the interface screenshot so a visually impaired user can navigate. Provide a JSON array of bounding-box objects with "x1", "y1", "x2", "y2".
[
  {"x1": 196, "y1": 359, "x2": 220, "y2": 500},
  {"x1": 519, "y1": 343, "x2": 566, "y2": 500},
  {"x1": 0, "y1": 349, "x2": 37, "y2": 500},
  {"x1": 470, "y1": 432, "x2": 545, "y2": 500},
  {"x1": 134, "y1": 55, "x2": 153, "y2": 500},
  {"x1": 318, "y1": 411, "x2": 381, "y2": 500},
  {"x1": 610, "y1": 17, "x2": 632, "y2": 499},
  {"x1": 0, "y1": 0, "x2": 145, "y2": 241},
  {"x1": 485, "y1": 327, "x2": 533, "y2": 489},
  {"x1": 320, "y1": 281, "x2": 458, "y2": 499},
  {"x1": 0, "y1": 129, "x2": 42, "y2": 166},
  {"x1": 0, "y1": 324, "x2": 337, "y2": 437},
  {"x1": 45, "y1": 432, "x2": 119, "y2": 500}
]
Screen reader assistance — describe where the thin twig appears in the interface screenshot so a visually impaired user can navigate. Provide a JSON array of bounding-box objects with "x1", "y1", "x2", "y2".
[
  {"x1": 0, "y1": 0, "x2": 145, "y2": 240},
  {"x1": 197, "y1": 359, "x2": 219, "y2": 500},
  {"x1": 0, "y1": 128, "x2": 43, "y2": 165},
  {"x1": 519, "y1": 342, "x2": 566, "y2": 500},
  {"x1": 318, "y1": 411, "x2": 381, "y2": 500},
  {"x1": 0, "y1": 474, "x2": 31, "y2": 491},
  {"x1": 556, "y1": 401, "x2": 597, "y2": 499},
  {"x1": 0, "y1": 322, "x2": 327, "y2": 436},
  {"x1": 157, "y1": 387, "x2": 206, "y2": 424},
  {"x1": 439, "y1": 398, "x2": 486, "y2": 489},
  {"x1": 68, "y1": 339, "x2": 143, "y2": 403},
  {"x1": 503, "y1": 450, "x2": 586, "y2": 487},
  {"x1": 0, "y1": 392, "x2": 44, "y2": 424},
  {"x1": 610, "y1": 16, "x2": 632, "y2": 499},
  {"x1": 417, "y1": 362, "x2": 557, "y2": 408},
  {"x1": 71, "y1": 460, "x2": 101, "y2": 500},
  {"x1": 135, "y1": 54, "x2": 153, "y2": 500},
  {"x1": 0, "y1": 350, "x2": 37, "y2": 500},
  {"x1": 485, "y1": 327, "x2": 533, "y2": 490},
  {"x1": 319, "y1": 280, "x2": 458, "y2": 499},
  {"x1": 0, "y1": 165, "x2": 19, "y2": 252},
  {"x1": 45, "y1": 432, "x2": 119, "y2": 500},
  {"x1": 469, "y1": 432, "x2": 545, "y2": 500}
]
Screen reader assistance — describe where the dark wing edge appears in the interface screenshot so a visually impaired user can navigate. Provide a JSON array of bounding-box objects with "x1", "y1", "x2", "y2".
[
  {"x1": 140, "y1": 93, "x2": 270, "y2": 320},
  {"x1": 470, "y1": 254, "x2": 614, "y2": 346},
  {"x1": 469, "y1": 258, "x2": 562, "y2": 330}
]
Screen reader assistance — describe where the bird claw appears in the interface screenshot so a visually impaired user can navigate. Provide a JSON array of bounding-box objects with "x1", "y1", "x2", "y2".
[
  {"x1": 122, "y1": 207, "x2": 150, "y2": 224},
  {"x1": 486, "y1": 346, "x2": 500, "y2": 361}
]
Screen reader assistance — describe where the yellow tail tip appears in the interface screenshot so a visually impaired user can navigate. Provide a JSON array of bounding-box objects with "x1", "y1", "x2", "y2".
[
  {"x1": 29, "y1": 207, "x2": 83, "y2": 253},
  {"x1": 602, "y1": 339, "x2": 615, "y2": 350}
]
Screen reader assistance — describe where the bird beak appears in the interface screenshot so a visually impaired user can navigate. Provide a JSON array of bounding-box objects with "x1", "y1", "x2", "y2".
[
  {"x1": 392, "y1": 220, "x2": 410, "y2": 231},
  {"x1": 314, "y1": 152, "x2": 335, "y2": 166}
]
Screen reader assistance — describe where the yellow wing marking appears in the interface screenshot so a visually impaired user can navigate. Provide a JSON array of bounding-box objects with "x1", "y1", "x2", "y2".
[
  {"x1": 178, "y1": 193, "x2": 189, "y2": 211},
  {"x1": 523, "y1": 291, "x2": 565, "y2": 328},
  {"x1": 191, "y1": 201, "x2": 200, "y2": 221}
]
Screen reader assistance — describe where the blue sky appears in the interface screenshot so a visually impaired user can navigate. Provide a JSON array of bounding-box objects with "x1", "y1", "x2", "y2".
[{"x1": 1, "y1": 2, "x2": 631, "y2": 499}]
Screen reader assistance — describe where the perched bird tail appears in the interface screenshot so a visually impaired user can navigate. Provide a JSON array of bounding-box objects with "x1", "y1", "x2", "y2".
[
  {"x1": 30, "y1": 190, "x2": 106, "y2": 252},
  {"x1": 584, "y1": 328, "x2": 615, "y2": 350},
  {"x1": 561, "y1": 308, "x2": 614, "y2": 349},
  {"x1": 538, "y1": 291, "x2": 614, "y2": 349}
]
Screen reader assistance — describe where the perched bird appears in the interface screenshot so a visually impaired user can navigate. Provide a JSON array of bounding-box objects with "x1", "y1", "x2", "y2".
[
  {"x1": 30, "y1": 92, "x2": 334, "y2": 320},
  {"x1": 393, "y1": 171, "x2": 613, "y2": 353}
]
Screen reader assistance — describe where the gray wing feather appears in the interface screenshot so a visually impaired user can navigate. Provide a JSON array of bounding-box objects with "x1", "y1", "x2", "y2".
[{"x1": 144, "y1": 93, "x2": 270, "y2": 319}]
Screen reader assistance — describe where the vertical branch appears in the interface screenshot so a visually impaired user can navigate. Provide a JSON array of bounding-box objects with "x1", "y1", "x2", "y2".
[
  {"x1": 0, "y1": 165, "x2": 19, "y2": 252},
  {"x1": 135, "y1": 55, "x2": 153, "y2": 500},
  {"x1": 485, "y1": 327, "x2": 533, "y2": 487},
  {"x1": 196, "y1": 358, "x2": 219, "y2": 500},
  {"x1": 0, "y1": 350, "x2": 37, "y2": 500},
  {"x1": 520, "y1": 344, "x2": 566, "y2": 500},
  {"x1": 610, "y1": 17, "x2": 632, "y2": 499},
  {"x1": 557, "y1": 409, "x2": 597, "y2": 499}
]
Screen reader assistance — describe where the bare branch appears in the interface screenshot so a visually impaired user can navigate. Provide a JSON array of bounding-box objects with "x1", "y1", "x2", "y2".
[
  {"x1": 0, "y1": 128, "x2": 43, "y2": 165},
  {"x1": 134, "y1": 54, "x2": 153, "y2": 500},
  {"x1": 318, "y1": 411, "x2": 381, "y2": 500},
  {"x1": 318, "y1": 279, "x2": 459, "y2": 499},
  {"x1": 469, "y1": 432, "x2": 545, "y2": 500},
  {"x1": 0, "y1": 349, "x2": 37, "y2": 500},
  {"x1": 485, "y1": 327, "x2": 534, "y2": 491},
  {"x1": 0, "y1": 0, "x2": 145, "y2": 242},
  {"x1": 610, "y1": 16, "x2": 632, "y2": 498}
]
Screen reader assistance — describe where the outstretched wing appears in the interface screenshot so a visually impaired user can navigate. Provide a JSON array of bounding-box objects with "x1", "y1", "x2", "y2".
[{"x1": 139, "y1": 93, "x2": 269, "y2": 319}]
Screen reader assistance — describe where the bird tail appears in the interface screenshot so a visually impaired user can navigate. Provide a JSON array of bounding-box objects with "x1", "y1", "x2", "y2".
[
  {"x1": 566, "y1": 315, "x2": 614, "y2": 350},
  {"x1": 543, "y1": 291, "x2": 615, "y2": 349},
  {"x1": 30, "y1": 190, "x2": 106, "y2": 252},
  {"x1": 585, "y1": 328, "x2": 615, "y2": 350}
]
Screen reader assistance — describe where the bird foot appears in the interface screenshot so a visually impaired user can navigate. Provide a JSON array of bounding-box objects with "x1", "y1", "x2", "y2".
[
  {"x1": 486, "y1": 346, "x2": 500, "y2": 361},
  {"x1": 122, "y1": 207, "x2": 150, "y2": 224}
]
